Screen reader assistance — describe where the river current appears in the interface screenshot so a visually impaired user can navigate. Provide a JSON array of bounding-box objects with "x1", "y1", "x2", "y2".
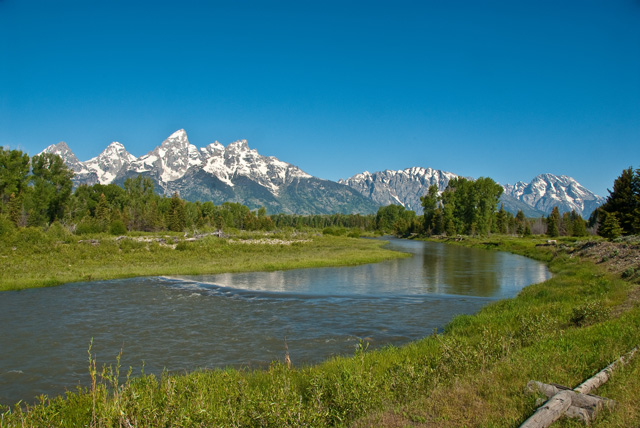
[{"x1": 0, "y1": 238, "x2": 551, "y2": 405}]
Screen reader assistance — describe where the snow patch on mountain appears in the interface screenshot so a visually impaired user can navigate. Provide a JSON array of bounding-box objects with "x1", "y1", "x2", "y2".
[
  {"x1": 339, "y1": 167, "x2": 458, "y2": 213},
  {"x1": 41, "y1": 130, "x2": 605, "y2": 217},
  {"x1": 83, "y1": 142, "x2": 136, "y2": 184},
  {"x1": 502, "y1": 173, "x2": 605, "y2": 217},
  {"x1": 42, "y1": 129, "x2": 313, "y2": 198}
]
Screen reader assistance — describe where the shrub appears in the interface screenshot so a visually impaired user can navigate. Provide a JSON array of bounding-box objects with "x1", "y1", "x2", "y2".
[
  {"x1": 569, "y1": 301, "x2": 611, "y2": 327},
  {"x1": 347, "y1": 229, "x2": 361, "y2": 238},
  {"x1": 322, "y1": 227, "x2": 347, "y2": 236},
  {"x1": 109, "y1": 219, "x2": 127, "y2": 235},
  {"x1": 0, "y1": 214, "x2": 16, "y2": 237},
  {"x1": 75, "y1": 217, "x2": 105, "y2": 235},
  {"x1": 46, "y1": 221, "x2": 73, "y2": 242}
]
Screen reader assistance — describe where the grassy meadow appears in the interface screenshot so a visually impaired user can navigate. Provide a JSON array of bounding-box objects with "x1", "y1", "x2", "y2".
[
  {"x1": 1, "y1": 234, "x2": 639, "y2": 427},
  {"x1": 0, "y1": 227, "x2": 407, "y2": 291}
]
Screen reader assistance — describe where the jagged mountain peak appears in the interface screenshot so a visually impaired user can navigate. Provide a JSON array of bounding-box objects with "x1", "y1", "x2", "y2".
[
  {"x1": 340, "y1": 167, "x2": 458, "y2": 212},
  {"x1": 37, "y1": 130, "x2": 606, "y2": 216},
  {"x1": 82, "y1": 141, "x2": 137, "y2": 184},
  {"x1": 43, "y1": 141, "x2": 77, "y2": 160},
  {"x1": 502, "y1": 173, "x2": 604, "y2": 217},
  {"x1": 226, "y1": 139, "x2": 252, "y2": 152},
  {"x1": 41, "y1": 141, "x2": 85, "y2": 173},
  {"x1": 166, "y1": 128, "x2": 187, "y2": 141}
]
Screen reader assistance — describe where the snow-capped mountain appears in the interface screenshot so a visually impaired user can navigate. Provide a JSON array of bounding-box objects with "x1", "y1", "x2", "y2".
[
  {"x1": 41, "y1": 141, "x2": 86, "y2": 175},
  {"x1": 338, "y1": 167, "x2": 458, "y2": 213},
  {"x1": 42, "y1": 140, "x2": 135, "y2": 185},
  {"x1": 502, "y1": 174, "x2": 605, "y2": 217},
  {"x1": 341, "y1": 169, "x2": 604, "y2": 217},
  {"x1": 84, "y1": 142, "x2": 136, "y2": 184},
  {"x1": 41, "y1": 130, "x2": 605, "y2": 216},
  {"x1": 41, "y1": 130, "x2": 378, "y2": 215}
]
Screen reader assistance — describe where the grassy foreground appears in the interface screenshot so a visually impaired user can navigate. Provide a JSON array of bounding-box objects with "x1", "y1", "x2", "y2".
[
  {"x1": 0, "y1": 228, "x2": 407, "y2": 291},
  {"x1": 1, "y1": 235, "x2": 639, "y2": 427}
]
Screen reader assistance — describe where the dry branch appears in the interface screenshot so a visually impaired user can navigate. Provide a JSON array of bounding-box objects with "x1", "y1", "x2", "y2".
[{"x1": 520, "y1": 346, "x2": 638, "y2": 428}]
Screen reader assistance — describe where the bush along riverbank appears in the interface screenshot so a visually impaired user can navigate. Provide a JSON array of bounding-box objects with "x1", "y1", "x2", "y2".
[{"x1": 2, "y1": 236, "x2": 639, "y2": 427}]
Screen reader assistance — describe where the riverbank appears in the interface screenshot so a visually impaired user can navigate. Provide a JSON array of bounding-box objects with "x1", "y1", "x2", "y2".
[
  {"x1": 2, "y1": 235, "x2": 639, "y2": 427},
  {"x1": 0, "y1": 228, "x2": 408, "y2": 291}
]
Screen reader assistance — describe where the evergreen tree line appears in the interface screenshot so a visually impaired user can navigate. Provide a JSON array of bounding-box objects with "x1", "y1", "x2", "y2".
[
  {"x1": 590, "y1": 166, "x2": 640, "y2": 239},
  {"x1": 3, "y1": 148, "x2": 631, "y2": 239},
  {"x1": 0, "y1": 148, "x2": 377, "y2": 234}
]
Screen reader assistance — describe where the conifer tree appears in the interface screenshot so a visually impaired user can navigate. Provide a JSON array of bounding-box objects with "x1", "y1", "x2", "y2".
[
  {"x1": 598, "y1": 166, "x2": 639, "y2": 236},
  {"x1": 547, "y1": 206, "x2": 560, "y2": 237},
  {"x1": 496, "y1": 204, "x2": 508, "y2": 234},
  {"x1": 515, "y1": 210, "x2": 526, "y2": 235},
  {"x1": 95, "y1": 193, "x2": 111, "y2": 231},
  {"x1": 421, "y1": 184, "x2": 439, "y2": 234},
  {"x1": 599, "y1": 212, "x2": 623, "y2": 239},
  {"x1": 167, "y1": 192, "x2": 186, "y2": 232},
  {"x1": 572, "y1": 214, "x2": 587, "y2": 237}
]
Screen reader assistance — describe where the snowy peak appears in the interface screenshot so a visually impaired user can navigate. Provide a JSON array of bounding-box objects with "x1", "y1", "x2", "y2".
[
  {"x1": 340, "y1": 167, "x2": 458, "y2": 212},
  {"x1": 41, "y1": 142, "x2": 85, "y2": 173},
  {"x1": 38, "y1": 131, "x2": 605, "y2": 217},
  {"x1": 41, "y1": 129, "x2": 314, "y2": 198},
  {"x1": 130, "y1": 129, "x2": 203, "y2": 183},
  {"x1": 342, "y1": 168, "x2": 604, "y2": 217},
  {"x1": 84, "y1": 142, "x2": 136, "y2": 184},
  {"x1": 502, "y1": 173, "x2": 604, "y2": 216}
]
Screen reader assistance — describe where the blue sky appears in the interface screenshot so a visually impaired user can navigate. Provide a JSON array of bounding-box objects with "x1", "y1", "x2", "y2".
[{"x1": 1, "y1": 0, "x2": 639, "y2": 197}]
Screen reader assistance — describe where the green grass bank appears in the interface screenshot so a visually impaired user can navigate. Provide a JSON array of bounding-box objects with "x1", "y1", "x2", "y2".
[
  {"x1": 0, "y1": 228, "x2": 407, "y2": 291},
  {"x1": 1, "y1": 235, "x2": 639, "y2": 427}
]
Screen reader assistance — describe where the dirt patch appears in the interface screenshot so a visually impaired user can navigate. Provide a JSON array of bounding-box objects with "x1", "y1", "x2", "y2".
[
  {"x1": 569, "y1": 239, "x2": 640, "y2": 317},
  {"x1": 570, "y1": 239, "x2": 640, "y2": 279}
]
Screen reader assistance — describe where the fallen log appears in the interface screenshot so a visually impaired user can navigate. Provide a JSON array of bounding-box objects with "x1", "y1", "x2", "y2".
[
  {"x1": 574, "y1": 347, "x2": 637, "y2": 394},
  {"x1": 527, "y1": 381, "x2": 615, "y2": 410},
  {"x1": 520, "y1": 346, "x2": 638, "y2": 427},
  {"x1": 520, "y1": 390, "x2": 573, "y2": 428}
]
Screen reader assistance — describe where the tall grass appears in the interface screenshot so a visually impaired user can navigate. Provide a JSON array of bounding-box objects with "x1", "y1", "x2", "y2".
[
  {"x1": 2, "y1": 237, "x2": 639, "y2": 426},
  {"x1": 0, "y1": 229, "x2": 408, "y2": 291}
]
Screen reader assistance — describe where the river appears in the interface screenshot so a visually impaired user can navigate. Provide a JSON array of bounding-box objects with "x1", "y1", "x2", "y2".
[{"x1": 0, "y1": 238, "x2": 551, "y2": 405}]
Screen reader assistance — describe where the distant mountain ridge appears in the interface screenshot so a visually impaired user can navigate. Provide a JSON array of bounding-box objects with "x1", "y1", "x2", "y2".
[
  {"x1": 41, "y1": 129, "x2": 605, "y2": 217},
  {"x1": 338, "y1": 167, "x2": 458, "y2": 213},
  {"x1": 502, "y1": 174, "x2": 605, "y2": 217},
  {"x1": 340, "y1": 168, "x2": 605, "y2": 217},
  {"x1": 42, "y1": 130, "x2": 379, "y2": 215}
]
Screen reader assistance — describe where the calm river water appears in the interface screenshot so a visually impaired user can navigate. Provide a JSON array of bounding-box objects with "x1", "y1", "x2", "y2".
[{"x1": 0, "y1": 238, "x2": 551, "y2": 405}]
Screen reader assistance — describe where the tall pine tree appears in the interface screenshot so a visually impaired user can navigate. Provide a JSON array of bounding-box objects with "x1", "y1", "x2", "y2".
[{"x1": 598, "y1": 166, "x2": 639, "y2": 236}]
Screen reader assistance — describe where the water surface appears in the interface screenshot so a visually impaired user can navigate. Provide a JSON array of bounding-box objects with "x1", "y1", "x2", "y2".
[{"x1": 0, "y1": 238, "x2": 550, "y2": 405}]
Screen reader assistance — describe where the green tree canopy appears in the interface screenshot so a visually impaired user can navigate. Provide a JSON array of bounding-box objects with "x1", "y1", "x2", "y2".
[
  {"x1": 28, "y1": 153, "x2": 74, "y2": 226},
  {"x1": 438, "y1": 177, "x2": 503, "y2": 236},
  {"x1": 597, "y1": 166, "x2": 639, "y2": 236},
  {"x1": 0, "y1": 148, "x2": 30, "y2": 206}
]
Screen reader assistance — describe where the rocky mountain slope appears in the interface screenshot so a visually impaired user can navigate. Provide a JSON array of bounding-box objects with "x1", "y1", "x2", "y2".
[
  {"x1": 42, "y1": 129, "x2": 605, "y2": 217},
  {"x1": 42, "y1": 130, "x2": 379, "y2": 215},
  {"x1": 340, "y1": 169, "x2": 604, "y2": 217},
  {"x1": 338, "y1": 168, "x2": 458, "y2": 213},
  {"x1": 502, "y1": 174, "x2": 605, "y2": 217}
]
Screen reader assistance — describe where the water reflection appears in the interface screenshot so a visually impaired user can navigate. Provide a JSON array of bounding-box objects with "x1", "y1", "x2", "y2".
[
  {"x1": 184, "y1": 239, "x2": 549, "y2": 300},
  {"x1": 0, "y1": 238, "x2": 550, "y2": 405}
]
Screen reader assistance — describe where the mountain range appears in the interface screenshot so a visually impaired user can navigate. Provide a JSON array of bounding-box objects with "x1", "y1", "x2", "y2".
[{"x1": 41, "y1": 129, "x2": 606, "y2": 217}]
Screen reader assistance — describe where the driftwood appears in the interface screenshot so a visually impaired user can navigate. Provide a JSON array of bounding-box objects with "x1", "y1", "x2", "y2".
[
  {"x1": 528, "y1": 381, "x2": 615, "y2": 410},
  {"x1": 574, "y1": 347, "x2": 637, "y2": 394},
  {"x1": 521, "y1": 390, "x2": 573, "y2": 428},
  {"x1": 526, "y1": 381, "x2": 615, "y2": 425},
  {"x1": 520, "y1": 346, "x2": 638, "y2": 428}
]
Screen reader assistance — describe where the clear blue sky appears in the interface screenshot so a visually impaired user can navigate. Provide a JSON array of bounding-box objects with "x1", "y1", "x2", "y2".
[{"x1": 1, "y1": 0, "x2": 639, "y2": 197}]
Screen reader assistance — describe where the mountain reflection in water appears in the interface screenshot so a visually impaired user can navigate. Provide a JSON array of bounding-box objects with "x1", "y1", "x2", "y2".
[{"x1": 0, "y1": 238, "x2": 550, "y2": 405}]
